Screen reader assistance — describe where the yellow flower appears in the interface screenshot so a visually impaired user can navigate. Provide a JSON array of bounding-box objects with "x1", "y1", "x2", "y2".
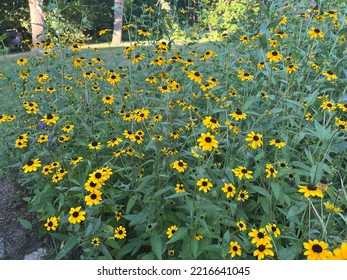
[
  {"x1": 229, "y1": 241, "x2": 242, "y2": 258},
  {"x1": 303, "y1": 239, "x2": 333, "y2": 260},
  {"x1": 17, "y1": 58, "x2": 28, "y2": 66},
  {"x1": 166, "y1": 225, "x2": 178, "y2": 238},
  {"x1": 44, "y1": 216, "x2": 59, "y2": 231},
  {"x1": 245, "y1": 131, "x2": 263, "y2": 149},
  {"x1": 171, "y1": 160, "x2": 188, "y2": 173},
  {"x1": 298, "y1": 184, "x2": 324, "y2": 198},
  {"x1": 267, "y1": 50, "x2": 282, "y2": 62},
  {"x1": 68, "y1": 206, "x2": 86, "y2": 224},
  {"x1": 322, "y1": 70, "x2": 337, "y2": 80},
  {"x1": 232, "y1": 166, "x2": 253, "y2": 180},
  {"x1": 23, "y1": 158, "x2": 41, "y2": 173},
  {"x1": 196, "y1": 178, "x2": 213, "y2": 193},
  {"x1": 221, "y1": 183, "x2": 236, "y2": 198},
  {"x1": 308, "y1": 27, "x2": 324, "y2": 39},
  {"x1": 98, "y1": 28, "x2": 112, "y2": 36},
  {"x1": 114, "y1": 226, "x2": 127, "y2": 239},
  {"x1": 197, "y1": 132, "x2": 218, "y2": 151}
]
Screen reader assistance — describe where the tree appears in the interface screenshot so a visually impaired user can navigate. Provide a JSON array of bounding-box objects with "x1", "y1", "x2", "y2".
[
  {"x1": 28, "y1": 0, "x2": 45, "y2": 45},
  {"x1": 111, "y1": 0, "x2": 124, "y2": 44}
]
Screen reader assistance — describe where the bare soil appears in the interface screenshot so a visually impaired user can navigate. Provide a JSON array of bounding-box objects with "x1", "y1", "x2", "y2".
[{"x1": 0, "y1": 178, "x2": 45, "y2": 259}]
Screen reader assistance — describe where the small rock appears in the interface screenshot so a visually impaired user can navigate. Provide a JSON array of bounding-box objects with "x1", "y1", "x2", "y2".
[
  {"x1": 0, "y1": 237, "x2": 5, "y2": 259},
  {"x1": 24, "y1": 248, "x2": 47, "y2": 260}
]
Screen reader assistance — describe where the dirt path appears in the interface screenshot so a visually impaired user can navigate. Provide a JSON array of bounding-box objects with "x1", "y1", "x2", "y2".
[{"x1": 0, "y1": 179, "x2": 43, "y2": 259}]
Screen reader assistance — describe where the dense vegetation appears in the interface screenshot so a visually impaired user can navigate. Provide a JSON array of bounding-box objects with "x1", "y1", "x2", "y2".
[{"x1": 0, "y1": 0, "x2": 346, "y2": 260}]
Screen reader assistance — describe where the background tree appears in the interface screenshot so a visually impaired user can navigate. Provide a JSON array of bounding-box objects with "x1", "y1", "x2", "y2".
[
  {"x1": 112, "y1": 0, "x2": 124, "y2": 44},
  {"x1": 28, "y1": 0, "x2": 45, "y2": 44}
]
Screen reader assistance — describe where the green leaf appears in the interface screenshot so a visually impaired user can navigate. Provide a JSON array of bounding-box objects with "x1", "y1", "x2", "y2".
[
  {"x1": 271, "y1": 181, "x2": 281, "y2": 201},
  {"x1": 55, "y1": 236, "x2": 79, "y2": 260},
  {"x1": 18, "y1": 218, "x2": 32, "y2": 230},
  {"x1": 166, "y1": 227, "x2": 188, "y2": 244},
  {"x1": 250, "y1": 185, "x2": 271, "y2": 199},
  {"x1": 99, "y1": 244, "x2": 113, "y2": 260},
  {"x1": 150, "y1": 234, "x2": 163, "y2": 260},
  {"x1": 126, "y1": 194, "x2": 139, "y2": 214}
]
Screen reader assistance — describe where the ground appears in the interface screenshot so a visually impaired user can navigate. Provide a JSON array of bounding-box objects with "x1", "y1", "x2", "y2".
[{"x1": 0, "y1": 178, "x2": 45, "y2": 259}]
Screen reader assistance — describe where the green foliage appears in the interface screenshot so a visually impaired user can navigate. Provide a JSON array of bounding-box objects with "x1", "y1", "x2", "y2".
[{"x1": 0, "y1": 0, "x2": 346, "y2": 260}]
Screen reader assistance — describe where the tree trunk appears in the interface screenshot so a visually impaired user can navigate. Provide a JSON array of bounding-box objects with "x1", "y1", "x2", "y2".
[
  {"x1": 111, "y1": 0, "x2": 124, "y2": 45},
  {"x1": 28, "y1": 0, "x2": 45, "y2": 45}
]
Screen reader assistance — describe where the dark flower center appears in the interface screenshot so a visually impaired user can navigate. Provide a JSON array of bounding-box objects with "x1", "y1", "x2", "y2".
[
  {"x1": 118, "y1": 230, "x2": 123, "y2": 235},
  {"x1": 232, "y1": 246, "x2": 238, "y2": 252},
  {"x1": 194, "y1": 72, "x2": 201, "y2": 77},
  {"x1": 272, "y1": 51, "x2": 278, "y2": 56},
  {"x1": 235, "y1": 109, "x2": 242, "y2": 115},
  {"x1": 48, "y1": 221, "x2": 53, "y2": 226},
  {"x1": 92, "y1": 141, "x2": 98, "y2": 146},
  {"x1": 253, "y1": 136, "x2": 259, "y2": 141},
  {"x1": 314, "y1": 28, "x2": 320, "y2": 33},
  {"x1": 327, "y1": 71, "x2": 333, "y2": 75},
  {"x1": 258, "y1": 244, "x2": 266, "y2": 252},
  {"x1": 312, "y1": 244, "x2": 323, "y2": 253},
  {"x1": 270, "y1": 168, "x2": 274, "y2": 173},
  {"x1": 205, "y1": 137, "x2": 212, "y2": 143},
  {"x1": 241, "y1": 168, "x2": 247, "y2": 174},
  {"x1": 47, "y1": 113, "x2": 53, "y2": 119},
  {"x1": 202, "y1": 181, "x2": 208, "y2": 186},
  {"x1": 307, "y1": 184, "x2": 318, "y2": 190},
  {"x1": 257, "y1": 232, "x2": 265, "y2": 238},
  {"x1": 27, "y1": 160, "x2": 34, "y2": 166},
  {"x1": 244, "y1": 73, "x2": 249, "y2": 77},
  {"x1": 91, "y1": 193, "x2": 97, "y2": 200},
  {"x1": 72, "y1": 211, "x2": 79, "y2": 218},
  {"x1": 95, "y1": 172, "x2": 102, "y2": 179},
  {"x1": 227, "y1": 187, "x2": 233, "y2": 192},
  {"x1": 171, "y1": 229, "x2": 176, "y2": 234},
  {"x1": 178, "y1": 162, "x2": 184, "y2": 167}
]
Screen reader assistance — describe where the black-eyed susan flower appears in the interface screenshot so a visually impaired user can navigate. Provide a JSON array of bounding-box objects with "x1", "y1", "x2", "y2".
[
  {"x1": 137, "y1": 29, "x2": 151, "y2": 36},
  {"x1": 85, "y1": 190, "x2": 102, "y2": 206},
  {"x1": 61, "y1": 124, "x2": 74, "y2": 133},
  {"x1": 221, "y1": 183, "x2": 236, "y2": 198},
  {"x1": 145, "y1": 76, "x2": 157, "y2": 84},
  {"x1": 88, "y1": 141, "x2": 101, "y2": 150},
  {"x1": 166, "y1": 225, "x2": 178, "y2": 239},
  {"x1": 200, "y1": 49, "x2": 215, "y2": 60},
  {"x1": 265, "y1": 223, "x2": 281, "y2": 237},
  {"x1": 37, "y1": 73, "x2": 49, "y2": 83},
  {"x1": 91, "y1": 237, "x2": 100, "y2": 246},
  {"x1": 102, "y1": 95, "x2": 115, "y2": 105},
  {"x1": 236, "y1": 220, "x2": 247, "y2": 231},
  {"x1": 269, "y1": 139, "x2": 286, "y2": 149},
  {"x1": 298, "y1": 184, "x2": 324, "y2": 198},
  {"x1": 337, "y1": 103, "x2": 347, "y2": 112},
  {"x1": 68, "y1": 206, "x2": 86, "y2": 224},
  {"x1": 70, "y1": 156, "x2": 83, "y2": 165},
  {"x1": 229, "y1": 241, "x2": 242, "y2": 258},
  {"x1": 253, "y1": 242, "x2": 275, "y2": 260},
  {"x1": 323, "y1": 202, "x2": 342, "y2": 213},
  {"x1": 202, "y1": 116, "x2": 220, "y2": 130},
  {"x1": 257, "y1": 61, "x2": 266, "y2": 69},
  {"x1": 41, "y1": 113, "x2": 59, "y2": 125},
  {"x1": 249, "y1": 228, "x2": 272, "y2": 246},
  {"x1": 194, "y1": 234, "x2": 203, "y2": 241},
  {"x1": 23, "y1": 158, "x2": 41, "y2": 173},
  {"x1": 197, "y1": 132, "x2": 218, "y2": 151},
  {"x1": 239, "y1": 35, "x2": 250, "y2": 44},
  {"x1": 265, "y1": 163, "x2": 278, "y2": 178},
  {"x1": 175, "y1": 184, "x2": 185, "y2": 193},
  {"x1": 320, "y1": 100, "x2": 336, "y2": 112},
  {"x1": 44, "y1": 216, "x2": 59, "y2": 231},
  {"x1": 114, "y1": 226, "x2": 127, "y2": 239},
  {"x1": 232, "y1": 166, "x2": 253, "y2": 180},
  {"x1": 107, "y1": 73, "x2": 121, "y2": 85},
  {"x1": 329, "y1": 242, "x2": 347, "y2": 260},
  {"x1": 286, "y1": 64, "x2": 298, "y2": 74},
  {"x1": 237, "y1": 189, "x2": 249, "y2": 202},
  {"x1": 196, "y1": 178, "x2": 213, "y2": 193},
  {"x1": 245, "y1": 131, "x2": 263, "y2": 149},
  {"x1": 237, "y1": 69, "x2": 254, "y2": 81},
  {"x1": 17, "y1": 58, "x2": 28, "y2": 66},
  {"x1": 230, "y1": 109, "x2": 247, "y2": 121},
  {"x1": 322, "y1": 70, "x2": 337, "y2": 80},
  {"x1": 308, "y1": 27, "x2": 324, "y2": 39},
  {"x1": 42, "y1": 165, "x2": 53, "y2": 175},
  {"x1": 171, "y1": 160, "x2": 188, "y2": 173},
  {"x1": 133, "y1": 108, "x2": 150, "y2": 122},
  {"x1": 187, "y1": 70, "x2": 203, "y2": 83},
  {"x1": 303, "y1": 239, "x2": 333, "y2": 260},
  {"x1": 267, "y1": 50, "x2": 282, "y2": 62},
  {"x1": 98, "y1": 28, "x2": 112, "y2": 36}
]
